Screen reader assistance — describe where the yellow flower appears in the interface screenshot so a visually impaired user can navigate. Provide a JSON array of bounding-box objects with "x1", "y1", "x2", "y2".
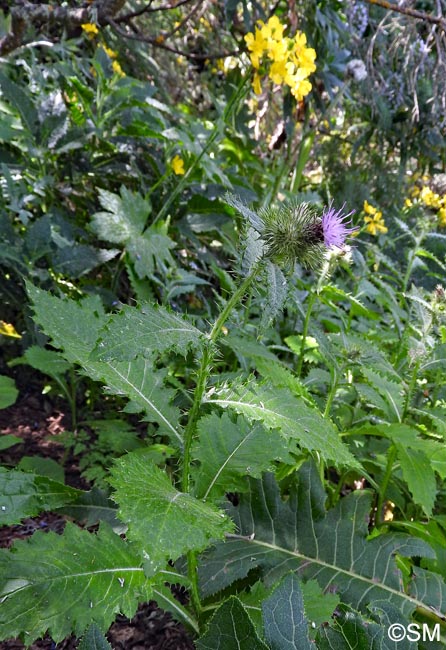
[
  {"x1": 0, "y1": 321, "x2": 21, "y2": 338},
  {"x1": 112, "y1": 60, "x2": 125, "y2": 77},
  {"x1": 260, "y1": 16, "x2": 285, "y2": 42},
  {"x1": 438, "y1": 206, "x2": 446, "y2": 227},
  {"x1": 364, "y1": 213, "x2": 388, "y2": 236},
  {"x1": 171, "y1": 155, "x2": 185, "y2": 175},
  {"x1": 266, "y1": 37, "x2": 288, "y2": 62},
  {"x1": 252, "y1": 71, "x2": 262, "y2": 95},
  {"x1": 290, "y1": 78, "x2": 313, "y2": 102},
  {"x1": 101, "y1": 44, "x2": 117, "y2": 59},
  {"x1": 245, "y1": 28, "x2": 267, "y2": 69},
  {"x1": 404, "y1": 198, "x2": 413, "y2": 208},
  {"x1": 81, "y1": 23, "x2": 99, "y2": 37},
  {"x1": 420, "y1": 186, "x2": 441, "y2": 209},
  {"x1": 363, "y1": 200, "x2": 378, "y2": 215}
]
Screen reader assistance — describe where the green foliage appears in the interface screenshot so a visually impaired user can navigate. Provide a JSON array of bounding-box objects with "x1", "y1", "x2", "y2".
[
  {"x1": 0, "y1": 468, "x2": 81, "y2": 525},
  {"x1": 78, "y1": 624, "x2": 112, "y2": 650},
  {"x1": 205, "y1": 378, "x2": 359, "y2": 468},
  {"x1": 0, "y1": 522, "x2": 154, "y2": 643},
  {"x1": 197, "y1": 597, "x2": 269, "y2": 650},
  {"x1": 2, "y1": 2, "x2": 446, "y2": 647},
  {"x1": 0, "y1": 375, "x2": 18, "y2": 409},
  {"x1": 197, "y1": 464, "x2": 440, "y2": 617},
  {"x1": 109, "y1": 453, "x2": 233, "y2": 572}
]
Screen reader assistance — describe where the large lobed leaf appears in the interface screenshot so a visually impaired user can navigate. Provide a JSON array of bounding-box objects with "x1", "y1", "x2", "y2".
[
  {"x1": 92, "y1": 302, "x2": 203, "y2": 362},
  {"x1": 109, "y1": 453, "x2": 234, "y2": 572},
  {"x1": 91, "y1": 187, "x2": 150, "y2": 244},
  {"x1": 27, "y1": 285, "x2": 182, "y2": 445},
  {"x1": 205, "y1": 378, "x2": 359, "y2": 468},
  {"x1": 0, "y1": 523, "x2": 153, "y2": 643},
  {"x1": 197, "y1": 464, "x2": 443, "y2": 620}
]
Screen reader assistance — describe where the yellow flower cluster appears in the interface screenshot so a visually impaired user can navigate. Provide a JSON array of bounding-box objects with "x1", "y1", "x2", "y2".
[
  {"x1": 363, "y1": 200, "x2": 388, "y2": 236},
  {"x1": 244, "y1": 15, "x2": 316, "y2": 102},
  {"x1": 418, "y1": 186, "x2": 446, "y2": 227}
]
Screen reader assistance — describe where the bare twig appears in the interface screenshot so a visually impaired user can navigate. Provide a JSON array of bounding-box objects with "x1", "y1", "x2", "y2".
[
  {"x1": 115, "y1": 0, "x2": 195, "y2": 22},
  {"x1": 365, "y1": 0, "x2": 446, "y2": 32},
  {"x1": 108, "y1": 17, "x2": 240, "y2": 60},
  {"x1": 0, "y1": 0, "x2": 127, "y2": 55}
]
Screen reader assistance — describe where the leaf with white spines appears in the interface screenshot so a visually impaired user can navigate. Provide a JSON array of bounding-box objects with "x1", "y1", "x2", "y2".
[
  {"x1": 109, "y1": 453, "x2": 234, "y2": 571},
  {"x1": 0, "y1": 522, "x2": 153, "y2": 643},
  {"x1": 92, "y1": 302, "x2": 204, "y2": 362},
  {"x1": 205, "y1": 377, "x2": 359, "y2": 468}
]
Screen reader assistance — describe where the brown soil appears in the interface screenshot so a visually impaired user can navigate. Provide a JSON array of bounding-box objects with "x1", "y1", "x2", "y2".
[{"x1": 0, "y1": 394, "x2": 196, "y2": 650}]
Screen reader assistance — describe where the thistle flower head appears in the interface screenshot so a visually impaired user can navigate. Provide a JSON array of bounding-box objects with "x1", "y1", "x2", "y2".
[
  {"x1": 321, "y1": 202, "x2": 358, "y2": 249},
  {"x1": 260, "y1": 202, "x2": 324, "y2": 271},
  {"x1": 259, "y1": 201, "x2": 357, "y2": 271}
]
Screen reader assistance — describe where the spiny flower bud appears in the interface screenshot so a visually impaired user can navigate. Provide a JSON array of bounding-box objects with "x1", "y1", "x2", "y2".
[{"x1": 259, "y1": 200, "x2": 357, "y2": 271}]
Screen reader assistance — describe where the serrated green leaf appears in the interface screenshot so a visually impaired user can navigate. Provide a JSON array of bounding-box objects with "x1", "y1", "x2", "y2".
[
  {"x1": 316, "y1": 601, "x2": 418, "y2": 650},
  {"x1": 0, "y1": 523, "x2": 153, "y2": 643},
  {"x1": 92, "y1": 187, "x2": 150, "y2": 244},
  {"x1": 300, "y1": 580, "x2": 339, "y2": 626},
  {"x1": 261, "y1": 261, "x2": 287, "y2": 328},
  {"x1": 128, "y1": 228, "x2": 176, "y2": 279},
  {"x1": 27, "y1": 286, "x2": 182, "y2": 445},
  {"x1": 196, "y1": 597, "x2": 269, "y2": 650},
  {"x1": 205, "y1": 378, "x2": 359, "y2": 468},
  {"x1": 254, "y1": 357, "x2": 315, "y2": 403},
  {"x1": 92, "y1": 302, "x2": 203, "y2": 362},
  {"x1": 361, "y1": 368, "x2": 404, "y2": 423},
  {"x1": 262, "y1": 573, "x2": 312, "y2": 650},
  {"x1": 0, "y1": 375, "x2": 18, "y2": 409},
  {"x1": 192, "y1": 413, "x2": 292, "y2": 500},
  {"x1": 395, "y1": 445, "x2": 437, "y2": 516},
  {"x1": 109, "y1": 453, "x2": 233, "y2": 571},
  {"x1": 11, "y1": 346, "x2": 71, "y2": 377},
  {"x1": 78, "y1": 623, "x2": 112, "y2": 650},
  {"x1": 0, "y1": 468, "x2": 81, "y2": 525},
  {"x1": 197, "y1": 464, "x2": 439, "y2": 618}
]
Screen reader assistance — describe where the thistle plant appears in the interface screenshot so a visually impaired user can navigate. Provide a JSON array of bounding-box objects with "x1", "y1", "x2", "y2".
[{"x1": 3, "y1": 190, "x2": 446, "y2": 648}]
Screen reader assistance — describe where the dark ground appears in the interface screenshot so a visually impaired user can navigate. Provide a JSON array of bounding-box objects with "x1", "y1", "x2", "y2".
[{"x1": 0, "y1": 392, "x2": 196, "y2": 650}]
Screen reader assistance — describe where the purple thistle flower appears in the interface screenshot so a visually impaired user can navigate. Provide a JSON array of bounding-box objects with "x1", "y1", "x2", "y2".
[{"x1": 321, "y1": 202, "x2": 358, "y2": 249}]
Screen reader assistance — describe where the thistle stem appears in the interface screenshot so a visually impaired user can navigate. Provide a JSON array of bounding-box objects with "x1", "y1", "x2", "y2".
[
  {"x1": 296, "y1": 291, "x2": 317, "y2": 377},
  {"x1": 181, "y1": 262, "x2": 261, "y2": 617}
]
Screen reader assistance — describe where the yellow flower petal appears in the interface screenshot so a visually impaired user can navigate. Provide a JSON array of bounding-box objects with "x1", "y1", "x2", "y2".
[{"x1": 171, "y1": 155, "x2": 185, "y2": 175}]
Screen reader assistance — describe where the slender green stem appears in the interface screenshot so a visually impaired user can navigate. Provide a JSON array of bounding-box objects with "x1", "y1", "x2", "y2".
[
  {"x1": 376, "y1": 444, "x2": 397, "y2": 526},
  {"x1": 324, "y1": 367, "x2": 339, "y2": 419},
  {"x1": 296, "y1": 291, "x2": 317, "y2": 377},
  {"x1": 402, "y1": 360, "x2": 420, "y2": 420},
  {"x1": 181, "y1": 262, "x2": 261, "y2": 616},
  {"x1": 153, "y1": 75, "x2": 250, "y2": 225}
]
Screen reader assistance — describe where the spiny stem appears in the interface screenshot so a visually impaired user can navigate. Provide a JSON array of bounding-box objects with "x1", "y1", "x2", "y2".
[
  {"x1": 296, "y1": 290, "x2": 317, "y2": 377},
  {"x1": 181, "y1": 262, "x2": 262, "y2": 616}
]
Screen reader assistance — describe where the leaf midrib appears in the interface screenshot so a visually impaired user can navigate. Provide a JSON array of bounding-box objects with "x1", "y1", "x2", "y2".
[{"x1": 225, "y1": 534, "x2": 427, "y2": 612}]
